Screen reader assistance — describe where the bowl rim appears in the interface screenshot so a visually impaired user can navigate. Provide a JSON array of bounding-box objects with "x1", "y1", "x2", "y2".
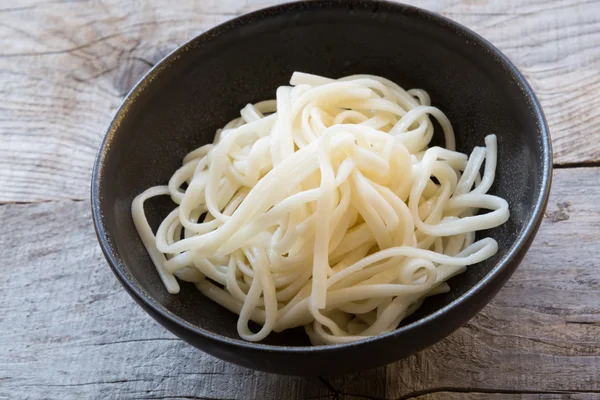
[{"x1": 91, "y1": 0, "x2": 553, "y2": 353}]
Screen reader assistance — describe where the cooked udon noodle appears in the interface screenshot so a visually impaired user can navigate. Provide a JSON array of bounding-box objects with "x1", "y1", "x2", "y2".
[{"x1": 132, "y1": 72, "x2": 509, "y2": 345}]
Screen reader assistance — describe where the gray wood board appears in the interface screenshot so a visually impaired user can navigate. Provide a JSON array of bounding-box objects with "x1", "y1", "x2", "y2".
[
  {"x1": 1, "y1": 0, "x2": 599, "y2": 202},
  {"x1": 1, "y1": 167, "x2": 599, "y2": 399},
  {"x1": 2, "y1": 0, "x2": 600, "y2": 398}
]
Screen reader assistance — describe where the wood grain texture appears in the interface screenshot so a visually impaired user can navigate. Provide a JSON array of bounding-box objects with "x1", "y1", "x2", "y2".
[
  {"x1": 2, "y1": 0, "x2": 600, "y2": 399},
  {"x1": 1, "y1": 0, "x2": 599, "y2": 202},
  {"x1": 1, "y1": 168, "x2": 599, "y2": 399},
  {"x1": 0, "y1": 199, "x2": 386, "y2": 400},
  {"x1": 411, "y1": 0, "x2": 600, "y2": 168},
  {"x1": 0, "y1": 0, "x2": 235, "y2": 203},
  {"x1": 411, "y1": 393, "x2": 596, "y2": 400},
  {"x1": 386, "y1": 167, "x2": 600, "y2": 398}
]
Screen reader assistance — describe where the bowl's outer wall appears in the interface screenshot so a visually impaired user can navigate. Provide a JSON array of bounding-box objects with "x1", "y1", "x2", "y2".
[{"x1": 94, "y1": 1, "x2": 550, "y2": 375}]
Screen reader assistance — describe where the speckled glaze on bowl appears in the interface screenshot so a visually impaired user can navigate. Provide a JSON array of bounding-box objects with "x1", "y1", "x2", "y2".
[{"x1": 91, "y1": 0, "x2": 552, "y2": 375}]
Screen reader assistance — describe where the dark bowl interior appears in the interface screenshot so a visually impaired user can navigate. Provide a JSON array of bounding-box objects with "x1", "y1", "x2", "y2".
[{"x1": 92, "y1": 0, "x2": 551, "y2": 375}]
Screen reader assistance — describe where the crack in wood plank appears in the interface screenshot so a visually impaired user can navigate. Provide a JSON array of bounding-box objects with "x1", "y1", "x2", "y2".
[
  {"x1": 555, "y1": 161, "x2": 600, "y2": 169},
  {"x1": 317, "y1": 377, "x2": 398, "y2": 400},
  {"x1": 128, "y1": 396, "x2": 237, "y2": 400},
  {"x1": 24, "y1": 378, "x2": 149, "y2": 387},
  {"x1": 395, "y1": 387, "x2": 600, "y2": 400},
  {"x1": 318, "y1": 377, "x2": 340, "y2": 400},
  {"x1": 0, "y1": 198, "x2": 86, "y2": 206},
  {"x1": 85, "y1": 337, "x2": 182, "y2": 346},
  {"x1": 0, "y1": 5, "x2": 37, "y2": 13}
]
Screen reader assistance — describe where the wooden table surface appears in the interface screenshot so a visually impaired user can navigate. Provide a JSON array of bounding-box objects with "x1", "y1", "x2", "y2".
[{"x1": 2, "y1": 0, "x2": 600, "y2": 399}]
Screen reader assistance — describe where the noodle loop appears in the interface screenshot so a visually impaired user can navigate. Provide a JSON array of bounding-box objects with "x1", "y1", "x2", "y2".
[{"x1": 131, "y1": 72, "x2": 509, "y2": 344}]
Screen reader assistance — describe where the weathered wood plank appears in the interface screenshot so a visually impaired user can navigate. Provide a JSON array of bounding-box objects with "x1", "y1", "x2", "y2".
[
  {"x1": 204, "y1": 0, "x2": 600, "y2": 167},
  {"x1": 2, "y1": 0, "x2": 600, "y2": 398},
  {"x1": 0, "y1": 167, "x2": 599, "y2": 399},
  {"x1": 0, "y1": 1, "x2": 234, "y2": 203},
  {"x1": 386, "y1": 167, "x2": 600, "y2": 398},
  {"x1": 414, "y1": 0, "x2": 600, "y2": 169},
  {"x1": 410, "y1": 393, "x2": 597, "y2": 400},
  {"x1": 0, "y1": 199, "x2": 385, "y2": 400},
  {"x1": 1, "y1": 0, "x2": 599, "y2": 202}
]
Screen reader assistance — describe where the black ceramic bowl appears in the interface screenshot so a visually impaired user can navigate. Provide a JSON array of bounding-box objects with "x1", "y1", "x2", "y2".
[{"x1": 92, "y1": 0, "x2": 552, "y2": 376}]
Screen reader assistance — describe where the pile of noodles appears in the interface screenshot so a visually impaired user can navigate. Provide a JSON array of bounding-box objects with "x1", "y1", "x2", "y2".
[{"x1": 132, "y1": 72, "x2": 509, "y2": 345}]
